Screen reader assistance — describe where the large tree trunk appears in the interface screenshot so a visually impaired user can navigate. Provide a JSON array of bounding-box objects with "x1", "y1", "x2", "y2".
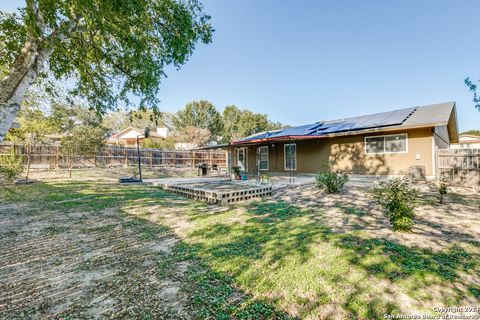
[{"x1": 0, "y1": 40, "x2": 51, "y2": 143}]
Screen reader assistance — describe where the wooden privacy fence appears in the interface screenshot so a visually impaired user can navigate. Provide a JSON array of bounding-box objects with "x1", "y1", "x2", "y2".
[
  {"x1": 0, "y1": 144, "x2": 227, "y2": 169},
  {"x1": 436, "y1": 149, "x2": 480, "y2": 185}
]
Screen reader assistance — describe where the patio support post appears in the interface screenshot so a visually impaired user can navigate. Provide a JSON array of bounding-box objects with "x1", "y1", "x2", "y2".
[{"x1": 228, "y1": 147, "x2": 233, "y2": 180}]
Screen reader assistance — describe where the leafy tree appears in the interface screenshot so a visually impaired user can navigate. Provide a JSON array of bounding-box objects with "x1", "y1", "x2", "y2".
[
  {"x1": 7, "y1": 106, "x2": 53, "y2": 181},
  {"x1": 60, "y1": 125, "x2": 106, "y2": 178},
  {"x1": 141, "y1": 137, "x2": 175, "y2": 150},
  {"x1": 268, "y1": 121, "x2": 284, "y2": 131},
  {"x1": 222, "y1": 105, "x2": 242, "y2": 142},
  {"x1": 173, "y1": 126, "x2": 211, "y2": 147},
  {"x1": 49, "y1": 102, "x2": 102, "y2": 134},
  {"x1": 102, "y1": 110, "x2": 174, "y2": 136},
  {"x1": 173, "y1": 100, "x2": 223, "y2": 139},
  {"x1": 465, "y1": 78, "x2": 480, "y2": 111},
  {"x1": 461, "y1": 130, "x2": 480, "y2": 136},
  {"x1": 102, "y1": 111, "x2": 131, "y2": 135},
  {"x1": 238, "y1": 110, "x2": 270, "y2": 136},
  {"x1": 0, "y1": 0, "x2": 213, "y2": 143},
  {"x1": 222, "y1": 105, "x2": 284, "y2": 142},
  {"x1": 0, "y1": 149, "x2": 24, "y2": 184}
]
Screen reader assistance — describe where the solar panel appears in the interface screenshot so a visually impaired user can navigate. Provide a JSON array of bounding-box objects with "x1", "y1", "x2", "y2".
[
  {"x1": 235, "y1": 107, "x2": 417, "y2": 143},
  {"x1": 314, "y1": 107, "x2": 416, "y2": 135},
  {"x1": 269, "y1": 123, "x2": 319, "y2": 138}
]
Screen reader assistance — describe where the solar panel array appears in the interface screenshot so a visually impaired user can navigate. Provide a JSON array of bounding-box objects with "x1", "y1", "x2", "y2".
[
  {"x1": 235, "y1": 107, "x2": 417, "y2": 143},
  {"x1": 313, "y1": 107, "x2": 416, "y2": 135}
]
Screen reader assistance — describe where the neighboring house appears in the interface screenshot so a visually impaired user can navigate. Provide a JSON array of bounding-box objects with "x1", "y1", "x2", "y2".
[
  {"x1": 450, "y1": 134, "x2": 480, "y2": 149},
  {"x1": 107, "y1": 126, "x2": 169, "y2": 147},
  {"x1": 230, "y1": 102, "x2": 459, "y2": 179},
  {"x1": 174, "y1": 142, "x2": 197, "y2": 150}
]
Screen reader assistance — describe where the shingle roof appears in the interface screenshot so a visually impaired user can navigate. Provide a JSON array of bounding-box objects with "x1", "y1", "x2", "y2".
[{"x1": 233, "y1": 102, "x2": 458, "y2": 144}]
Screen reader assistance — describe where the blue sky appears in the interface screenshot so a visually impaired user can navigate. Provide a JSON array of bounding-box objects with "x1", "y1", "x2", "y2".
[{"x1": 2, "y1": 0, "x2": 480, "y2": 131}]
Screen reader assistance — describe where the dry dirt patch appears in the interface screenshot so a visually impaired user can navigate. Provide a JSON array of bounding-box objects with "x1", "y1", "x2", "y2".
[
  {"x1": 272, "y1": 183, "x2": 480, "y2": 250},
  {"x1": 0, "y1": 202, "x2": 193, "y2": 319}
]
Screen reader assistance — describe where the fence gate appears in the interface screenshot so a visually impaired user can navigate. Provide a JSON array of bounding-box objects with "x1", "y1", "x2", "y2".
[{"x1": 436, "y1": 148, "x2": 480, "y2": 185}]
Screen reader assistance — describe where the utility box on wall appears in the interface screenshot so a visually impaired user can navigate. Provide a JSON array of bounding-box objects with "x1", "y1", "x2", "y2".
[{"x1": 409, "y1": 165, "x2": 426, "y2": 180}]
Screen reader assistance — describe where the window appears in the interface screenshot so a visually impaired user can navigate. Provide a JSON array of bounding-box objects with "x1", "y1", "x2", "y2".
[
  {"x1": 365, "y1": 134, "x2": 407, "y2": 154},
  {"x1": 258, "y1": 146, "x2": 268, "y2": 170},
  {"x1": 236, "y1": 148, "x2": 247, "y2": 171},
  {"x1": 365, "y1": 136, "x2": 384, "y2": 154},
  {"x1": 284, "y1": 143, "x2": 296, "y2": 170}
]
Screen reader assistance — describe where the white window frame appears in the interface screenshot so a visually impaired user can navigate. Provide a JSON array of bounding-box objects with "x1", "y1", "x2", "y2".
[
  {"x1": 284, "y1": 143, "x2": 297, "y2": 171},
  {"x1": 364, "y1": 133, "x2": 408, "y2": 154},
  {"x1": 258, "y1": 146, "x2": 269, "y2": 171},
  {"x1": 236, "y1": 147, "x2": 247, "y2": 171}
]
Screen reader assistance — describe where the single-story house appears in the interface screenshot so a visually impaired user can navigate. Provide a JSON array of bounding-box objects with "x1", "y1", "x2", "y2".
[
  {"x1": 450, "y1": 133, "x2": 480, "y2": 149},
  {"x1": 174, "y1": 142, "x2": 198, "y2": 150},
  {"x1": 107, "y1": 126, "x2": 169, "y2": 147},
  {"x1": 229, "y1": 102, "x2": 459, "y2": 179}
]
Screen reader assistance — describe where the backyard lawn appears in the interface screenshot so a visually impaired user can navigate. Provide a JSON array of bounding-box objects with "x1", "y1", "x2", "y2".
[{"x1": 1, "y1": 170, "x2": 479, "y2": 319}]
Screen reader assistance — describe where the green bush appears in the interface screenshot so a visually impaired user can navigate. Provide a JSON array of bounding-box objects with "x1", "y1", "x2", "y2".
[
  {"x1": 0, "y1": 149, "x2": 24, "y2": 184},
  {"x1": 433, "y1": 177, "x2": 449, "y2": 203},
  {"x1": 372, "y1": 178, "x2": 419, "y2": 232},
  {"x1": 315, "y1": 162, "x2": 349, "y2": 193}
]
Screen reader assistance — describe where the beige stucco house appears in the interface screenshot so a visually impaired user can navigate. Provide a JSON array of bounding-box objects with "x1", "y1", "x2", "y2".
[{"x1": 229, "y1": 102, "x2": 459, "y2": 179}]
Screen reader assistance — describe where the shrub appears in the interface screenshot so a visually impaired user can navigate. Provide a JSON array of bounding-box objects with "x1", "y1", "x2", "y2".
[
  {"x1": 0, "y1": 149, "x2": 24, "y2": 184},
  {"x1": 372, "y1": 178, "x2": 418, "y2": 232},
  {"x1": 433, "y1": 177, "x2": 449, "y2": 203},
  {"x1": 315, "y1": 162, "x2": 349, "y2": 193}
]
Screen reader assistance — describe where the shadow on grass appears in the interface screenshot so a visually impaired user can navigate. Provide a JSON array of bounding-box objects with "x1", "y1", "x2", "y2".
[
  {"x1": 4, "y1": 180, "x2": 479, "y2": 319},
  {"x1": 338, "y1": 235, "x2": 477, "y2": 281},
  {"x1": 184, "y1": 198, "x2": 480, "y2": 318},
  {"x1": 0, "y1": 180, "x2": 291, "y2": 320},
  {"x1": 190, "y1": 200, "x2": 330, "y2": 270}
]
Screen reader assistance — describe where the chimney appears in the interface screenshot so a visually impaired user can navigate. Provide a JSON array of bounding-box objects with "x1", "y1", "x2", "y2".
[{"x1": 156, "y1": 126, "x2": 169, "y2": 138}]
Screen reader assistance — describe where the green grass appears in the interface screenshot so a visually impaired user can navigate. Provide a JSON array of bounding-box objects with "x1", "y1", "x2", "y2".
[
  {"x1": 0, "y1": 180, "x2": 288, "y2": 319},
  {"x1": 1, "y1": 177, "x2": 479, "y2": 319},
  {"x1": 172, "y1": 199, "x2": 480, "y2": 318}
]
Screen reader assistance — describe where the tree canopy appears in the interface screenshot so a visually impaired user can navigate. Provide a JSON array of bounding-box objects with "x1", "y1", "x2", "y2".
[
  {"x1": 461, "y1": 130, "x2": 480, "y2": 136},
  {"x1": 173, "y1": 100, "x2": 223, "y2": 139},
  {"x1": 0, "y1": 0, "x2": 213, "y2": 142},
  {"x1": 173, "y1": 101, "x2": 284, "y2": 144},
  {"x1": 61, "y1": 125, "x2": 106, "y2": 178},
  {"x1": 6, "y1": 103, "x2": 54, "y2": 181},
  {"x1": 102, "y1": 110, "x2": 174, "y2": 135},
  {"x1": 222, "y1": 105, "x2": 283, "y2": 143},
  {"x1": 173, "y1": 126, "x2": 211, "y2": 147},
  {"x1": 465, "y1": 78, "x2": 480, "y2": 111}
]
